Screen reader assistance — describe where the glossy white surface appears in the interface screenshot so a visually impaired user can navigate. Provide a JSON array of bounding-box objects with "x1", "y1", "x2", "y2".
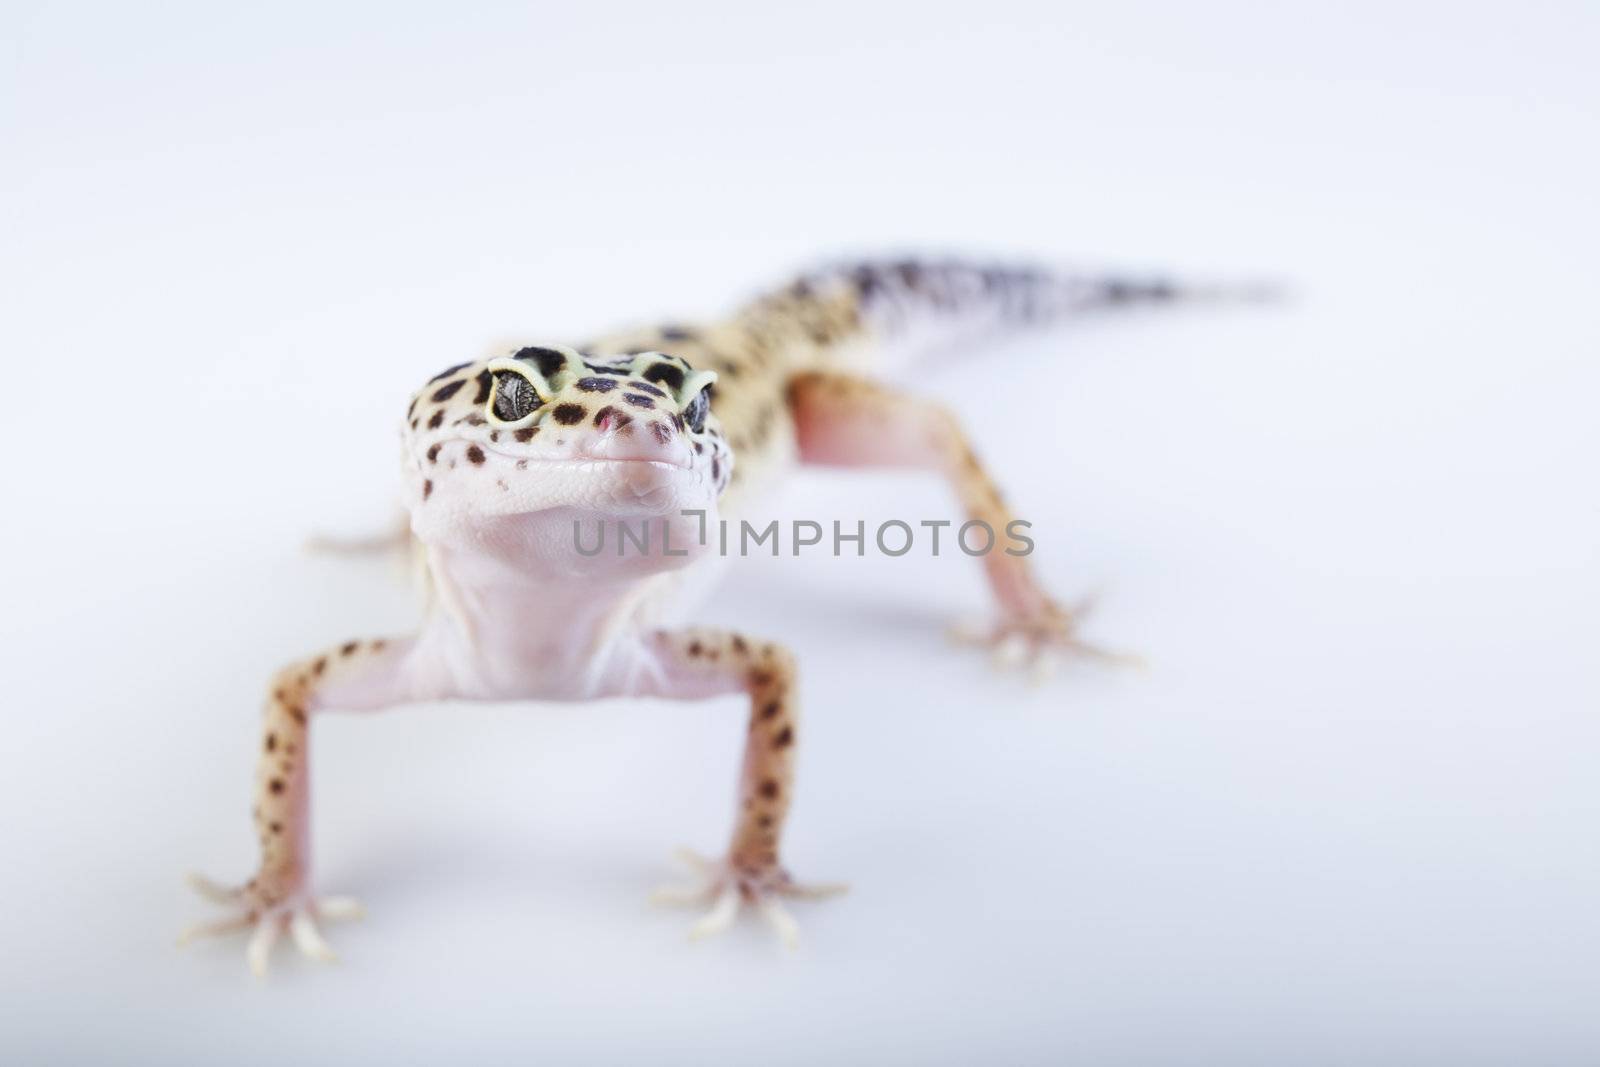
[{"x1": 5, "y1": 1, "x2": 1596, "y2": 1061}]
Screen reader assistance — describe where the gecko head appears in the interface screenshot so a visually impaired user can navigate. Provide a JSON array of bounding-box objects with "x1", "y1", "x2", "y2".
[{"x1": 400, "y1": 345, "x2": 731, "y2": 573}]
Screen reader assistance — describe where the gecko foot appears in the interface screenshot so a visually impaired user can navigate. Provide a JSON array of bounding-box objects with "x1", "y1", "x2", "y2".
[
  {"x1": 950, "y1": 595, "x2": 1143, "y2": 683},
  {"x1": 179, "y1": 872, "x2": 365, "y2": 977},
  {"x1": 649, "y1": 848, "x2": 847, "y2": 950}
]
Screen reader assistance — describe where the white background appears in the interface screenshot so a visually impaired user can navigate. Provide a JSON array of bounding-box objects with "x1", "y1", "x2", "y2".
[{"x1": 4, "y1": 1, "x2": 1597, "y2": 1062}]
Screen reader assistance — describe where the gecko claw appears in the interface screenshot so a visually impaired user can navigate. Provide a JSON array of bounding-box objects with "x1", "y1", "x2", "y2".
[{"x1": 652, "y1": 848, "x2": 845, "y2": 949}]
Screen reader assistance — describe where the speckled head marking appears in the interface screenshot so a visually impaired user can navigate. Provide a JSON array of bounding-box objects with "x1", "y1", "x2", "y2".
[{"x1": 401, "y1": 343, "x2": 732, "y2": 557}]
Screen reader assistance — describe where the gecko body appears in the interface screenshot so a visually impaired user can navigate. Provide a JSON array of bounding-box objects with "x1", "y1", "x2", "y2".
[{"x1": 185, "y1": 257, "x2": 1236, "y2": 972}]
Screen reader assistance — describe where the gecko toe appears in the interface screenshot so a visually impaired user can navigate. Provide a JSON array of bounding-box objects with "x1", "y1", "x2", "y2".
[
  {"x1": 687, "y1": 884, "x2": 742, "y2": 941},
  {"x1": 246, "y1": 914, "x2": 285, "y2": 978},
  {"x1": 290, "y1": 909, "x2": 339, "y2": 963},
  {"x1": 186, "y1": 871, "x2": 242, "y2": 905}
]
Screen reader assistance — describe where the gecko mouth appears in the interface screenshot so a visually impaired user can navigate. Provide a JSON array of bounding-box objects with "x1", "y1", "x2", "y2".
[{"x1": 481, "y1": 449, "x2": 695, "y2": 473}]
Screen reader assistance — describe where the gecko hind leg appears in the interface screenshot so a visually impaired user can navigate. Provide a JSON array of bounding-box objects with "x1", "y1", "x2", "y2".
[{"x1": 789, "y1": 371, "x2": 1140, "y2": 682}]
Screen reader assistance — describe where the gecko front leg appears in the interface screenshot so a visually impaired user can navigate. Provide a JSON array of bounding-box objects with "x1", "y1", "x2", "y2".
[
  {"x1": 181, "y1": 636, "x2": 417, "y2": 975},
  {"x1": 789, "y1": 371, "x2": 1134, "y2": 678},
  {"x1": 642, "y1": 629, "x2": 845, "y2": 948}
]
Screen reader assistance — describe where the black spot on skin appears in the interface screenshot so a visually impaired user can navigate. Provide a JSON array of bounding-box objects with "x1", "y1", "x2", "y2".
[
  {"x1": 642, "y1": 363, "x2": 685, "y2": 391},
  {"x1": 466, "y1": 445, "x2": 485, "y2": 465},
  {"x1": 760, "y1": 701, "x2": 780, "y2": 720},
  {"x1": 423, "y1": 479, "x2": 433, "y2": 499},
  {"x1": 671, "y1": 413, "x2": 686, "y2": 433},
  {"x1": 659, "y1": 325, "x2": 695, "y2": 341},
  {"x1": 552, "y1": 404, "x2": 585, "y2": 425},
  {"x1": 515, "y1": 346, "x2": 568, "y2": 380},
  {"x1": 629, "y1": 380, "x2": 668, "y2": 398},
  {"x1": 711, "y1": 455, "x2": 721, "y2": 481},
  {"x1": 622, "y1": 393, "x2": 655, "y2": 409},
  {"x1": 514, "y1": 426, "x2": 537, "y2": 442},
  {"x1": 758, "y1": 779, "x2": 780, "y2": 800},
  {"x1": 426, "y1": 443, "x2": 441, "y2": 463},
  {"x1": 428, "y1": 410, "x2": 445, "y2": 429},
  {"x1": 732, "y1": 636, "x2": 748, "y2": 655},
  {"x1": 265, "y1": 734, "x2": 277, "y2": 752},
  {"x1": 650, "y1": 421, "x2": 672, "y2": 444},
  {"x1": 773, "y1": 726, "x2": 793, "y2": 749},
  {"x1": 472, "y1": 370, "x2": 493, "y2": 405},
  {"x1": 431, "y1": 379, "x2": 467, "y2": 402},
  {"x1": 427, "y1": 362, "x2": 471, "y2": 384},
  {"x1": 340, "y1": 641, "x2": 358, "y2": 656},
  {"x1": 269, "y1": 821, "x2": 283, "y2": 835},
  {"x1": 688, "y1": 640, "x2": 703, "y2": 657},
  {"x1": 853, "y1": 265, "x2": 881, "y2": 297},
  {"x1": 576, "y1": 376, "x2": 618, "y2": 393},
  {"x1": 269, "y1": 779, "x2": 285, "y2": 795}
]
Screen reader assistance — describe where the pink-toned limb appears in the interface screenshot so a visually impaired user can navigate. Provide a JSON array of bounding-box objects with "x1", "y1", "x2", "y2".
[
  {"x1": 181, "y1": 636, "x2": 417, "y2": 976},
  {"x1": 789, "y1": 371, "x2": 1134, "y2": 677},
  {"x1": 640, "y1": 628, "x2": 845, "y2": 948}
]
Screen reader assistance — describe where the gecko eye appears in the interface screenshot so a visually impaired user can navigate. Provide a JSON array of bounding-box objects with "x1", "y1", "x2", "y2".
[
  {"x1": 492, "y1": 373, "x2": 542, "y2": 423},
  {"x1": 682, "y1": 383, "x2": 712, "y2": 433}
]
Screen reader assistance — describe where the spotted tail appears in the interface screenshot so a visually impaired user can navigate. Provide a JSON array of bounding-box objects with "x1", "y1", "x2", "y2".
[{"x1": 739, "y1": 256, "x2": 1276, "y2": 370}]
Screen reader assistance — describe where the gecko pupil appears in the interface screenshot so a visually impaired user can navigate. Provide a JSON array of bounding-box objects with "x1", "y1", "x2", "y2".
[
  {"x1": 493, "y1": 374, "x2": 540, "y2": 422},
  {"x1": 683, "y1": 385, "x2": 711, "y2": 433}
]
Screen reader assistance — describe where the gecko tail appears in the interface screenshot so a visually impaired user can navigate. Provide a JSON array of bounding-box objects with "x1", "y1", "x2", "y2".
[{"x1": 752, "y1": 256, "x2": 1284, "y2": 369}]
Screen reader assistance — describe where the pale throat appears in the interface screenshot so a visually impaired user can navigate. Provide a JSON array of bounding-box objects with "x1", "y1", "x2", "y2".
[{"x1": 417, "y1": 514, "x2": 711, "y2": 698}]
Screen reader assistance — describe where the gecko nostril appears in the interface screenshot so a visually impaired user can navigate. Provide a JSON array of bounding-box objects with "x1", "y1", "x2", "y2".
[{"x1": 593, "y1": 406, "x2": 616, "y2": 432}]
